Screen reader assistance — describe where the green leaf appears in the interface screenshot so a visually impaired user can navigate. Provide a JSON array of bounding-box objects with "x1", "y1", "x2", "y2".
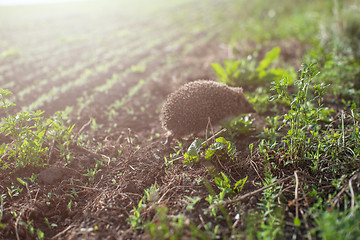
[
  {"x1": 270, "y1": 68, "x2": 293, "y2": 83},
  {"x1": 204, "y1": 148, "x2": 217, "y2": 160},
  {"x1": 294, "y1": 217, "x2": 301, "y2": 226},
  {"x1": 215, "y1": 137, "x2": 228, "y2": 144},
  {"x1": 17, "y1": 178, "x2": 27, "y2": 186},
  {"x1": 187, "y1": 139, "x2": 203, "y2": 156},
  {"x1": 37, "y1": 229, "x2": 45, "y2": 240},
  {"x1": 257, "y1": 47, "x2": 281, "y2": 77},
  {"x1": 234, "y1": 176, "x2": 248, "y2": 192},
  {"x1": 211, "y1": 63, "x2": 228, "y2": 80}
]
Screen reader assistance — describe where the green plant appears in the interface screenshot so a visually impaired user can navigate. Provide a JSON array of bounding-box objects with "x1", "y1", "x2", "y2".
[
  {"x1": 183, "y1": 136, "x2": 238, "y2": 164},
  {"x1": 83, "y1": 164, "x2": 101, "y2": 182},
  {"x1": 46, "y1": 109, "x2": 75, "y2": 159},
  {"x1": 128, "y1": 198, "x2": 146, "y2": 230},
  {"x1": 130, "y1": 63, "x2": 147, "y2": 73},
  {"x1": 0, "y1": 89, "x2": 75, "y2": 169},
  {"x1": 245, "y1": 87, "x2": 273, "y2": 114},
  {"x1": 204, "y1": 137, "x2": 238, "y2": 161},
  {"x1": 204, "y1": 172, "x2": 246, "y2": 227},
  {"x1": 44, "y1": 217, "x2": 57, "y2": 229},
  {"x1": 7, "y1": 184, "x2": 23, "y2": 199},
  {"x1": 183, "y1": 138, "x2": 204, "y2": 163},
  {"x1": 67, "y1": 199, "x2": 73, "y2": 211},
  {"x1": 144, "y1": 182, "x2": 160, "y2": 202},
  {"x1": 270, "y1": 63, "x2": 331, "y2": 162},
  {"x1": 189, "y1": 222, "x2": 221, "y2": 240},
  {"x1": 259, "y1": 115, "x2": 282, "y2": 145},
  {"x1": 256, "y1": 174, "x2": 284, "y2": 240},
  {"x1": 211, "y1": 47, "x2": 294, "y2": 87},
  {"x1": 184, "y1": 196, "x2": 201, "y2": 211},
  {"x1": 127, "y1": 183, "x2": 160, "y2": 230},
  {"x1": 311, "y1": 197, "x2": 360, "y2": 240},
  {"x1": 145, "y1": 206, "x2": 186, "y2": 240},
  {"x1": 221, "y1": 114, "x2": 254, "y2": 139}
]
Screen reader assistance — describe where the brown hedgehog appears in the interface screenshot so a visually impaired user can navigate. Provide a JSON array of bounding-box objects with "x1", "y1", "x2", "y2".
[{"x1": 160, "y1": 80, "x2": 255, "y2": 142}]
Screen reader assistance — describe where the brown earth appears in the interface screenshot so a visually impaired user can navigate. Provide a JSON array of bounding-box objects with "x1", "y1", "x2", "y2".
[{"x1": 0, "y1": 0, "x2": 308, "y2": 239}]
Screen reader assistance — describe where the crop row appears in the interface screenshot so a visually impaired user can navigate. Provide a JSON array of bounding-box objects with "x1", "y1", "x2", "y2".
[{"x1": 1, "y1": 1, "x2": 226, "y2": 116}]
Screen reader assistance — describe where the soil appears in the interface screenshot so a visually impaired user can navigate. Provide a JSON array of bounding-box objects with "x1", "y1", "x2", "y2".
[{"x1": 0, "y1": 1, "x2": 307, "y2": 239}]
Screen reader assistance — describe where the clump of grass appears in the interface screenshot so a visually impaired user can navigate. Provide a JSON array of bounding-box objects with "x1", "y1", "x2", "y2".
[
  {"x1": 254, "y1": 61, "x2": 360, "y2": 237},
  {"x1": 270, "y1": 63, "x2": 333, "y2": 163},
  {"x1": 0, "y1": 89, "x2": 74, "y2": 170}
]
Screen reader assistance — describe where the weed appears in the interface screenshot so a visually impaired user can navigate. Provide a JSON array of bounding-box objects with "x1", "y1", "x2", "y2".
[
  {"x1": 128, "y1": 198, "x2": 146, "y2": 230},
  {"x1": 184, "y1": 136, "x2": 238, "y2": 164},
  {"x1": 256, "y1": 174, "x2": 284, "y2": 240},
  {"x1": 67, "y1": 200, "x2": 73, "y2": 211},
  {"x1": 212, "y1": 47, "x2": 295, "y2": 88},
  {"x1": 245, "y1": 87, "x2": 273, "y2": 114},
  {"x1": 189, "y1": 222, "x2": 221, "y2": 240},
  {"x1": 183, "y1": 138, "x2": 204, "y2": 163},
  {"x1": 183, "y1": 196, "x2": 201, "y2": 211},
  {"x1": 44, "y1": 217, "x2": 57, "y2": 229},
  {"x1": 204, "y1": 137, "x2": 237, "y2": 161},
  {"x1": 144, "y1": 182, "x2": 160, "y2": 202},
  {"x1": 7, "y1": 184, "x2": 23, "y2": 199},
  {"x1": 83, "y1": 164, "x2": 101, "y2": 182},
  {"x1": 221, "y1": 114, "x2": 254, "y2": 139},
  {"x1": 315, "y1": 199, "x2": 360, "y2": 239},
  {"x1": 0, "y1": 89, "x2": 75, "y2": 169},
  {"x1": 145, "y1": 206, "x2": 185, "y2": 240},
  {"x1": 127, "y1": 183, "x2": 160, "y2": 230},
  {"x1": 271, "y1": 63, "x2": 331, "y2": 162}
]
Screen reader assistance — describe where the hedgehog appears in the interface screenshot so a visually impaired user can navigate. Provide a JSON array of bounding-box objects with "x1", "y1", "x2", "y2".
[{"x1": 160, "y1": 80, "x2": 255, "y2": 143}]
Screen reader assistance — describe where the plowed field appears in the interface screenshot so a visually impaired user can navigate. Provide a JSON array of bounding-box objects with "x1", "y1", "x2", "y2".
[{"x1": 0, "y1": 1, "x2": 264, "y2": 239}]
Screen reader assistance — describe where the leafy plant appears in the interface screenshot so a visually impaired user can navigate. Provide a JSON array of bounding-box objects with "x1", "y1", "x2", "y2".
[
  {"x1": 128, "y1": 198, "x2": 146, "y2": 230},
  {"x1": 221, "y1": 114, "x2": 253, "y2": 139},
  {"x1": 204, "y1": 137, "x2": 237, "y2": 161},
  {"x1": 83, "y1": 164, "x2": 101, "y2": 182},
  {"x1": 0, "y1": 89, "x2": 75, "y2": 169},
  {"x1": 245, "y1": 87, "x2": 273, "y2": 114},
  {"x1": 256, "y1": 174, "x2": 284, "y2": 240},
  {"x1": 316, "y1": 203, "x2": 360, "y2": 240},
  {"x1": 7, "y1": 184, "x2": 23, "y2": 199},
  {"x1": 270, "y1": 63, "x2": 331, "y2": 162},
  {"x1": 184, "y1": 196, "x2": 201, "y2": 211},
  {"x1": 144, "y1": 182, "x2": 160, "y2": 202},
  {"x1": 183, "y1": 136, "x2": 238, "y2": 164},
  {"x1": 127, "y1": 183, "x2": 160, "y2": 230},
  {"x1": 145, "y1": 206, "x2": 185, "y2": 240},
  {"x1": 211, "y1": 47, "x2": 295, "y2": 87}
]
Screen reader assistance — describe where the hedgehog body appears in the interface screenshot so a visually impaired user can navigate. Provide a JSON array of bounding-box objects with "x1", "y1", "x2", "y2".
[{"x1": 160, "y1": 80, "x2": 254, "y2": 139}]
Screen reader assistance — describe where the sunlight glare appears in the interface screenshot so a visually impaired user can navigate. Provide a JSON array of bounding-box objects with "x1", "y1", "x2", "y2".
[{"x1": 0, "y1": 0, "x2": 90, "y2": 6}]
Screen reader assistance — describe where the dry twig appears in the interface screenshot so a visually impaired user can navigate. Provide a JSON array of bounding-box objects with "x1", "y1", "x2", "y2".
[{"x1": 294, "y1": 171, "x2": 300, "y2": 221}]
